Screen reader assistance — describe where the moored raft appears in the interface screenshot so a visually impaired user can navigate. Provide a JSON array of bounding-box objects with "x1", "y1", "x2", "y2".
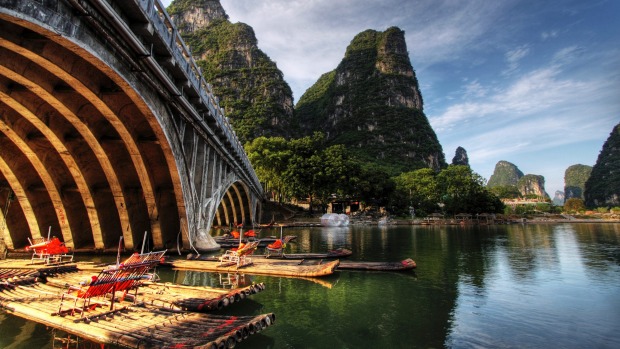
[
  {"x1": 337, "y1": 258, "x2": 417, "y2": 271},
  {"x1": 44, "y1": 271, "x2": 266, "y2": 312},
  {"x1": 214, "y1": 234, "x2": 298, "y2": 248},
  {"x1": 0, "y1": 292, "x2": 275, "y2": 348},
  {"x1": 0, "y1": 270, "x2": 276, "y2": 348},
  {"x1": 172, "y1": 258, "x2": 340, "y2": 277},
  {"x1": 187, "y1": 247, "x2": 353, "y2": 261},
  {"x1": 0, "y1": 258, "x2": 79, "y2": 274},
  {"x1": 260, "y1": 247, "x2": 353, "y2": 260}
]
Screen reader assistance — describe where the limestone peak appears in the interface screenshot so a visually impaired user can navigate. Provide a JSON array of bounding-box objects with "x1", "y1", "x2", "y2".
[{"x1": 169, "y1": 0, "x2": 228, "y2": 32}]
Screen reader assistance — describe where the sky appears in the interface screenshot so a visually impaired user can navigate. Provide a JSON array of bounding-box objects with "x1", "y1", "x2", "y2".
[{"x1": 161, "y1": 0, "x2": 620, "y2": 197}]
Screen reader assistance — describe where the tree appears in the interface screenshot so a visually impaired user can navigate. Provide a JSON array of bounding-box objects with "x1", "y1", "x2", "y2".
[
  {"x1": 488, "y1": 185, "x2": 521, "y2": 200},
  {"x1": 436, "y1": 165, "x2": 504, "y2": 215},
  {"x1": 564, "y1": 198, "x2": 586, "y2": 213},
  {"x1": 351, "y1": 167, "x2": 395, "y2": 209},
  {"x1": 245, "y1": 133, "x2": 355, "y2": 213},
  {"x1": 245, "y1": 136, "x2": 292, "y2": 202},
  {"x1": 584, "y1": 123, "x2": 620, "y2": 207},
  {"x1": 393, "y1": 168, "x2": 440, "y2": 216}
]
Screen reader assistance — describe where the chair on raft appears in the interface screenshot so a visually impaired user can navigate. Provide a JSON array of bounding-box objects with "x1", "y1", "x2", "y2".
[
  {"x1": 265, "y1": 239, "x2": 284, "y2": 258},
  {"x1": 218, "y1": 241, "x2": 260, "y2": 268},
  {"x1": 230, "y1": 229, "x2": 257, "y2": 240},
  {"x1": 265, "y1": 234, "x2": 295, "y2": 257},
  {"x1": 26, "y1": 236, "x2": 74, "y2": 265},
  {"x1": 55, "y1": 250, "x2": 166, "y2": 321}
]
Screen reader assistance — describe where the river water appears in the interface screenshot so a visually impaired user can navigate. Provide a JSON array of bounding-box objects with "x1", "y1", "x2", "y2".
[{"x1": 1, "y1": 223, "x2": 619, "y2": 348}]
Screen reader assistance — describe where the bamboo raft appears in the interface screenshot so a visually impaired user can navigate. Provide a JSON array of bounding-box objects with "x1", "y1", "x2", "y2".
[
  {"x1": 186, "y1": 248, "x2": 353, "y2": 262},
  {"x1": 171, "y1": 258, "x2": 340, "y2": 277},
  {"x1": 338, "y1": 258, "x2": 417, "y2": 271},
  {"x1": 0, "y1": 258, "x2": 276, "y2": 348},
  {"x1": 0, "y1": 258, "x2": 79, "y2": 273},
  {"x1": 0, "y1": 287, "x2": 275, "y2": 348},
  {"x1": 175, "y1": 254, "x2": 416, "y2": 272},
  {"x1": 45, "y1": 271, "x2": 267, "y2": 312}
]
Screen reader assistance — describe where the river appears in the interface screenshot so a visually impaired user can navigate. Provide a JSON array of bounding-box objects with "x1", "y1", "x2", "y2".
[{"x1": 1, "y1": 223, "x2": 619, "y2": 348}]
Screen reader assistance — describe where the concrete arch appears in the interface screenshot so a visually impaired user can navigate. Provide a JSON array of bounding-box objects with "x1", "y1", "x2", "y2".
[
  {"x1": 0, "y1": 156, "x2": 40, "y2": 245},
  {"x1": 0, "y1": 43, "x2": 149, "y2": 249},
  {"x1": 0, "y1": 63, "x2": 129, "y2": 249},
  {"x1": 0, "y1": 118, "x2": 75, "y2": 247},
  {"x1": 0, "y1": 1, "x2": 264, "y2": 252},
  {"x1": 0, "y1": 90, "x2": 103, "y2": 247},
  {"x1": 212, "y1": 180, "x2": 255, "y2": 229}
]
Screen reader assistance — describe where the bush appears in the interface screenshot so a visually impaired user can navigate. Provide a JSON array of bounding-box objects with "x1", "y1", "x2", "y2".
[{"x1": 564, "y1": 198, "x2": 586, "y2": 213}]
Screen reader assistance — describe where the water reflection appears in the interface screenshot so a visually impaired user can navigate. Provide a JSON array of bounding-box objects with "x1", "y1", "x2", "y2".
[{"x1": 1, "y1": 223, "x2": 619, "y2": 348}]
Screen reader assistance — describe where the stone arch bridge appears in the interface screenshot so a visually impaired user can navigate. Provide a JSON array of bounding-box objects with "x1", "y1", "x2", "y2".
[{"x1": 0, "y1": 0, "x2": 264, "y2": 253}]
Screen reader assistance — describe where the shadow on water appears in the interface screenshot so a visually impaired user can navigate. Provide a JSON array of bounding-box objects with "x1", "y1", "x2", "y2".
[{"x1": 2, "y1": 223, "x2": 619, "y2": 348}]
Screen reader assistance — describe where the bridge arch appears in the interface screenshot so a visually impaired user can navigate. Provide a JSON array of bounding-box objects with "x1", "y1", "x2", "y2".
[{"x1": 0, "y1": 0, "x2": 263, "y2": 252}]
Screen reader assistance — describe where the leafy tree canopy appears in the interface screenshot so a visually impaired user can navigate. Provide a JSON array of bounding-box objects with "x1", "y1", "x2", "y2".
[{"x1": 564, "y1": 198, "x2": 586, "y2": 213}]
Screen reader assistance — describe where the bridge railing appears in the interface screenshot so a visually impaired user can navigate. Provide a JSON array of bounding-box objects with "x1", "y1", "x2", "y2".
[
  {"x1": 0, "y1": 0, "x2": 261, "y2": 194},
  {"x1": 134, "y1": 0, "x2": 261, "y2": 191},
  {"x1": 145, "y1": 0, "x2": 259, "y2": 188}
]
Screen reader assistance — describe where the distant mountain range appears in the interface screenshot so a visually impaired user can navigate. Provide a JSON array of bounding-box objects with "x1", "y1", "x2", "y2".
[
  {"x1": 168, "y1": 0, "x2": 618, "y2": 207},
  {"x1": 169, "y1": 0, "x2": 444, "y2": 176}
]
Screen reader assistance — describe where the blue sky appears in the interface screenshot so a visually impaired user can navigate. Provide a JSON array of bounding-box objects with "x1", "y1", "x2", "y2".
[{"x1": 162, "y1": 0, "x2": 620, "y2": 197}]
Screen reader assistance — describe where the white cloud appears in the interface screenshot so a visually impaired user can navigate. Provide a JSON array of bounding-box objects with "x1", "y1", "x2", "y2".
[
  {"x1": 215, "y1": 0, "x2": 517, "y2": 99},
  {"x1": 503, "y1": 45, "x2": 530, "y2": 75},
  {"x1": 159, "y1": 0, "x2": 619, "y2": 195},
  {"x1": 541, "y1": 30, "x2": 558, "y2": 40}
]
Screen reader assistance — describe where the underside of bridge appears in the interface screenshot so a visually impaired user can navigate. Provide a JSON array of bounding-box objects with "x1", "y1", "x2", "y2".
[{"x1": 0, "y1": 11, "x2": 255, "y2": 252}]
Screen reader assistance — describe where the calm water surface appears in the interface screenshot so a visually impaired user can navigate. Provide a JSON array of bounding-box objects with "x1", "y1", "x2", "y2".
[{"x1": 1, "y1": 223, "x2": 619, "y2": 348}]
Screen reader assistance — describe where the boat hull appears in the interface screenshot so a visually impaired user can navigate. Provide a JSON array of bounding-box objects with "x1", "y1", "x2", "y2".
[
  {"x1": 337, "y1": 258, "x2": 417, "y2": 271},
  {"x1": 171, "y1": 258, "x2": 340, "y2": 278}
]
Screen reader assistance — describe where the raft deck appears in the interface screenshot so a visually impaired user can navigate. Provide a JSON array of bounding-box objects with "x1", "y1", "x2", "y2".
[
  {"x1": 0, "y1": 286, "x2": 275, "y2": 348},
  {"x1": 0, "y1": 261, "x2": 276, "y2": 348},
  {"x1": 171, "y1": 258, "x2": 340, "y2": 277},
  {"x1": 45, "y1": 271, "x2": 267, "y2": 312}
]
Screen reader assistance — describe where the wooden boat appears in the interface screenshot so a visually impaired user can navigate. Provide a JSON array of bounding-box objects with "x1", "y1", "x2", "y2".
[
  {"x1": 171, "y1": 258, "x2": 340, "y2": 278},
  {"x1": 337, "y1": 258, "x2": 417, "y2": 271}
]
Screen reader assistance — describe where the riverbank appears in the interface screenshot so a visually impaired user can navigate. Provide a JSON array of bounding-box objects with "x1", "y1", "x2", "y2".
[{"x1": 271, "y1": 213, "x2": 620, "y2": 227}]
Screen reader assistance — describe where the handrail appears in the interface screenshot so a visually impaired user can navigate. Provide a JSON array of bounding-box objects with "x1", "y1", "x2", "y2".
[{"x1": 87, "y1": 0, "x2": 261, "y2": 192}]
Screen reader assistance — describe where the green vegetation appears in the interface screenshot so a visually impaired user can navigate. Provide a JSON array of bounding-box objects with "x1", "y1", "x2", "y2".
[
  {"x1": 295, "y1": 27, "x2": 445, "y2": 176},
  {"x1": 168, "y1": 0, "x2": 216, "y2": 13},
  {"x1": 393, "y1": 168, "x2": 439, "y2": 216},
  {"x1": 564, "y1": 198, "x2": 586, "y2": 213},
  {"x1": 436, "y1": 165, "x2": 504, "y2": 215},
  {"x1": 487, "y1": 160, "x2": 523, "y2": 187},
  {"x1": 488, "y1": 185, "x2": 521, "y2": 199},
  {"x1": 564, "y1": 164, "x2": 592, "y2": 201},
  {"x1": 171, "y1": 12, "x2": 294, "y2": 145},
  {"x1": 247, "y1": 136, "x2": 502, "y2": 216},
  {"x1": 585, "y1": 123, "x2": 620, "y2": 208},
  {"x1": 246, "y1": 133, "x2": 358, "y2": 213}
]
